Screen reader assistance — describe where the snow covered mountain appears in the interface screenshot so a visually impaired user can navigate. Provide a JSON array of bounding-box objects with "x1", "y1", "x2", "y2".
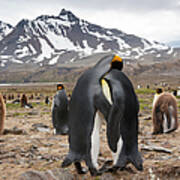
[{"x1": 0, "y1": 9, "x2": 178, "y2": 67}]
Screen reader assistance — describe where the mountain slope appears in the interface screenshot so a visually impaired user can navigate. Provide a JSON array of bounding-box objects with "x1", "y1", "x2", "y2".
[
  {"x1": 168, "y1": 40, "x2": 180, "y2": 48},
  {"x1": 0, "y1": 9, "x2": 179, "y2": 68}
]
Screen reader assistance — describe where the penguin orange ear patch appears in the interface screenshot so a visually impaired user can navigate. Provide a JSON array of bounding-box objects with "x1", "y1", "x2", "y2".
[
  {"x1": 111, "y1": 55, "x2": 123, "y2": 63},
  {"x1": 57, "y1": 84, "x2": 64, "y2": 90},
  {"x1": 111, "y1": 55, "x2": 123, "y2": 70},
  {"x1": 57, "y1": 86, "x2": 62, "y2": 90}
]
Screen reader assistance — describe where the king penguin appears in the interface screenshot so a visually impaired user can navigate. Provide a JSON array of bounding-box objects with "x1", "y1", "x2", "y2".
[
  {"x1": 61, "y1": 54, "x2": 143, "y2": 175},
  {"x1": 51, "y1": 84, "x2": 69, "y2": 135},
  {"x1": 101, "y1": 69, "x2": 143, "y2": 173}
]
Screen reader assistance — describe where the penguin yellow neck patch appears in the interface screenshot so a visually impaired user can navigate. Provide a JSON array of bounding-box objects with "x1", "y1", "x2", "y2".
[
  {"x1": 101, "y1": 79, "x2": 112, "y2": 105},
  {"x1": 101, "y1": 79, "x2": 107, "y2": 86}
]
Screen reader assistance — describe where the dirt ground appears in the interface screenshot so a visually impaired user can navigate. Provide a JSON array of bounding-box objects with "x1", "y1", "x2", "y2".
[{"x1": 0, "y1": 84, "x2": 180, "y2": 180}]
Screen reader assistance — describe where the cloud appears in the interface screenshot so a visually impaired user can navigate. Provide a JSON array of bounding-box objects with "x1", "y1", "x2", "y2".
[
  {"x1": 0, "y1": 0, "x2": 180, "y2": 42},
  {"x1": 50, "y1": 0, "x2": 180, "y2": 12}
]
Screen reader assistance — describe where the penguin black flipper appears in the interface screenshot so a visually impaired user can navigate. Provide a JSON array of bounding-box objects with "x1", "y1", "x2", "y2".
[{"x1": 107, "y1": 103, "x2": 122, "y2": 152}]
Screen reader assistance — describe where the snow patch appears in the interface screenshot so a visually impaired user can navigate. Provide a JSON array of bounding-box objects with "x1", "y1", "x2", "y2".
[
  {"x1": 0, "y1": 55, "x2": 11, "y2": 59},
  {"x1": 48, "y1": 55, "x2": 59, "y2": 65},
  {"x1": 82, "y1": 40, "x2": 93, "y2": 55},
  {"x1": 11, "y1": 59, "x2": 23, "y2": 64},
  {"x1": 15, "y1": 46, "x2": 31, "y2": 58},
  {"x1": 167, "y1": 47, "x2": 174, "y2": 55},
  {"x1": 0, "y1": 60, "x2": 7, "y2": 67},
  {"x1": 36, "y1": 38, "x2": 53, "y2": 63},
  {"x1": 70, "y1": 57, "x2": 76, "y2": 62},
  {"x1": 28, "y1": 44, "x2": 37, "y2": 55},
  {"x1": 156, "y1": 54, "x2": 161, "y2": 57},
  {"x1": 18, "y1": 35, "x2": 31, "y2": 43}
]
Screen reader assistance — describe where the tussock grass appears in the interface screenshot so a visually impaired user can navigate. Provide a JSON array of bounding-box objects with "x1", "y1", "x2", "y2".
[
  {"x1": 135, "y1": 88, "x2": 155, "y2": 94},
  {"x1": 140, "y1": 103, "x2": 152, "y2": 111},
  {"x1": 6, "y1": 103, "x2": 20, "y2": 109}
]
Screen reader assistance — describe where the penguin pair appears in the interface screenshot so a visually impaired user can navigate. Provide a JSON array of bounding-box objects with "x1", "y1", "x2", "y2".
[
  {"x1": 51, "y1": 84, "x2": 69, "y2": 135},
  {"x1": 61, "y1": 54, "x2": 143, "y2": 176}
]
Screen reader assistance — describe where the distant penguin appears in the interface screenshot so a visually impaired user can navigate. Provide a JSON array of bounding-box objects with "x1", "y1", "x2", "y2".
[
  {"x1": 45, "y1": 96, "x2": 50, "y2": 105},
  {"x1": 12, "y1": 99, "x2": 20, "y2": 104},
  {"x1": 51, "y1": 84, "x2": 69, "y2": 135},
  {"x1": 152, "y1": 88, "x2": 178, "y2": 134},
  {"x1": 29, "y1": 94, "x2": 34, "y2": 100},
  {"x1": 21, "y1": 94, "x2": 28, "y2": 107},
  {"x1": 3, "y1": 95, "x2": 6, "y2": 104},
  {"x1": 20, "y1": 94, "x2": 33, "y2": 109},
  {"x1": 8, "y1": 94, "x2": 12, "y2": 100},
  {"x1": 62, "y1": 54, "x2": 143, "y2": 176},
  {"x1": 0, "y1": 94, "x2": 6, "y2": 135},
  {"x1": 11, "y1": 94, "x2": 14, "y2": 100}
]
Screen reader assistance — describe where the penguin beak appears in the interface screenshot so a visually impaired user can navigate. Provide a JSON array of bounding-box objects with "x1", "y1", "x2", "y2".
[{"x1": 111, "y1": 55, "x2": 123, "y2": 71}]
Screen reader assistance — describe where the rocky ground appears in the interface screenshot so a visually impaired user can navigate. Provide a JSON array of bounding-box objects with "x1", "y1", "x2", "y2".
[{"x1": 0, "y1": 84, "x2": 180, "y2": 180}]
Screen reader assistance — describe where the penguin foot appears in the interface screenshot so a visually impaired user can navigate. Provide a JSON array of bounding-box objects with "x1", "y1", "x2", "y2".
[
  {"x1": 135, "y1": 163, "x2": 143, "y2": 171},
  {"x1": 61, "y1": 158, "x2": 72, "y2": 167},
  {"x1": 152, "y1": 132, "x2": 160, "y2": 135},
  {"x1": 164, "y1": 128, "x2": 176, "y2": 134},
  {"x1": 99, "y1": 160, "x2": 113, "y2": 173},
  {"x1": 152, "y1": 129, "x2": 163, "y2": 135},
  {"x1": 74, "y1": 162, "x2": 87, "y2": 174},
  {"x1": 60, "y1": 126, "x2": 69, "y2": 135},
  {"x1": 89, "y1": 168, "x2": 102, "y2": 176},
  {"x1": 56, "y1": 127, "x2": 69, "y2": 135},
  {"x1": 105, "y1": 166, "x2": 119, "y2": 173}
]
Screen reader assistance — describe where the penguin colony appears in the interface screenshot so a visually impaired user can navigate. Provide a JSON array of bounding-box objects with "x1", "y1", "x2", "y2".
[
  {"x1": 61, "y1": 54, "x2": 143, "y2": 175},
  {"x1": 152, "y1": 88, "x2": 178, "y2": 134}
]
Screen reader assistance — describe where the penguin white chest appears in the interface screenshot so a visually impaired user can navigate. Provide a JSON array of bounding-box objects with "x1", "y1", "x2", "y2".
[
  {"x1": 90, "y1": 78, "x2": 113, "y2": 168},
  {"x1": 152, "y1": 94, "x2": 160, "y2": 107}
]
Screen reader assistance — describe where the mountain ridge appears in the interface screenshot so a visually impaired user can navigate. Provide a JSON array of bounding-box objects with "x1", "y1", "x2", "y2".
[{"x1": 0, "y1": 9, "x2": 179, "y2": 68}]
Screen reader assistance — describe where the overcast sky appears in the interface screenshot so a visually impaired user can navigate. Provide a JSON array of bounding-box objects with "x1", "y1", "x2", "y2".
[{"x1": 0, "y1": 0, "x2": 180, "y2": 43}]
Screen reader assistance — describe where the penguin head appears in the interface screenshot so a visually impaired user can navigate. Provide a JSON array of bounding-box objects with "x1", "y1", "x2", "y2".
[
  {"x1": 57, "y1": 84, "x2": 64, "y2": 91},
  {"x1": 111, "y1": 55, "x2": 123, "y2": 71},
  {"x1": 156, "y1": 88, "x2": 163, "y2": 95}
]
